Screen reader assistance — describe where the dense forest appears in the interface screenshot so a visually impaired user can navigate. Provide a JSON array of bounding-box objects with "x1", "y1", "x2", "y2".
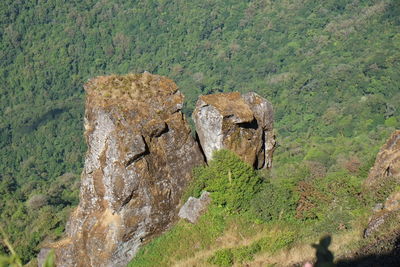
[{"x1": 0, "y1": 0, "x2": 399, "y2": 264}]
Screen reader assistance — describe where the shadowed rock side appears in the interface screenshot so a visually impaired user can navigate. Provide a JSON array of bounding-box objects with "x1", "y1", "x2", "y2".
[
  {"x1": 192, "y1": 92, "x2": 275, "y2": 169},
  {"x1": 43, "y1": 73, "x2": 204, "y2": 267},
  {"x1": 364, "y1": 130, "x2": 400, "y2": 187}
]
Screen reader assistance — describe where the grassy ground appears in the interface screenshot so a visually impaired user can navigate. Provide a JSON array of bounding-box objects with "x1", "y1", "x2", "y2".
[{"x1": 128, "y1": 205, "x2": 381, "y2": 266}]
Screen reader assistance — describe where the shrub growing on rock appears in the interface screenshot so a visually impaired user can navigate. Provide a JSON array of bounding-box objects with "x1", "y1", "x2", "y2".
[{"x1": 187, "y1": 149, "x2": 263, "y2": 212}]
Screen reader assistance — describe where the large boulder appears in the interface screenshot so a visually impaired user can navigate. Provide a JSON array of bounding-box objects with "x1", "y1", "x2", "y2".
[
  {"x1": 178, "y1": 191, "x2": 211, "y2": 223},
  {"x1": 364, "y1": 191, "x2": 400, "y2": 238},
  {"x1": 192, "y1": 92, "x2": 275, "y2": 169},
  {"x1": 43, "y1": 73, "x2": 204, "y2": 267},
  {"x1": 364, "y1": 130, "x2": 400, "y2": 187}
]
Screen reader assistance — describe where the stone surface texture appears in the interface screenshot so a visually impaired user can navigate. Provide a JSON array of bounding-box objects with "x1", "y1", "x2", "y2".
[
  {"x1": 363, "y1": 131, "x2": 400, "y2": 238},
  {"x1": 192, "y1": 92, "x2": 275, "y2": 169},
  {"x1": 37, "y1": 248, "x2": 51, "y2": 267},
  {"x1": 178, "y1": 191, "x2": 211, "y2": 223},
  {"x1": 44, "y1": 73, "x2": 204, "y2": 267},
  {"x1": 364, "y1": 130, "x2": 400, "y2": 187},
  {"x1": 364, "y1": 191, "x2": 400, "y2": 238}
]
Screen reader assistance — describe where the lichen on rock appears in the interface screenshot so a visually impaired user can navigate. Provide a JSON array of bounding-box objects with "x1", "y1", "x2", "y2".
[
  {"x1": 192, "y1": 92, "x2": 275, "y2": 169},
  {"x1": 43, "y1": 73, "x2": 204, "y2": 267}
]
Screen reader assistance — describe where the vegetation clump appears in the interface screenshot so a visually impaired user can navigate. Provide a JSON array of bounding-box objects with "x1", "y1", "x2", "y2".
[
  {"x1": 251, "y1": 178, "x2": 299, "y2": 222},
  {"x1": 207, "y1": 249, "x2": 234, "y2": 267},
  {"x1": 186, "y1": 149, "x2": 263, "y2": 212}
]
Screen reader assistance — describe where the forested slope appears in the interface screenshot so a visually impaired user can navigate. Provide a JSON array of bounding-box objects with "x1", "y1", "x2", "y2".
[{"x1": 0, "y1": 0, "x2": 399, "y2": 263}]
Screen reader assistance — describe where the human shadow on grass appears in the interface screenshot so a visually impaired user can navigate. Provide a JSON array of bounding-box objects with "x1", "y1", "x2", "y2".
[
  {"x1": 304, "y1": 234, "x2": 400, "y2": 267},
  {"x1": 310, "y1": 235, "x2": 335, "y2": 267}
]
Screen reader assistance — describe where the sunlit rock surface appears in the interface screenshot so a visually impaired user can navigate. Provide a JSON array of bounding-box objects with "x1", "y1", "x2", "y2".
[
  {"x1": 178, "y1": 191, "x2": 211, "y2": 223},
  {"x1": 44, "y1": 73, "x2": 204, "y2": 267},
  {"x1": 192, "y1": 92, "x2": 275, "y2": 169},
  {"x1": 364, "y1": 130, "x2": 400, "y2": 187},
  {"x1": 364, "y1": 191, "x2": 400, "y2": 238},
  {"x1": 363, "y1": 130, "x2": 400, "y2": 238}
]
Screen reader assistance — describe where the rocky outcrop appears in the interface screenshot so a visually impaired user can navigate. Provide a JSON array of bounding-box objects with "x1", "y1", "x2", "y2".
[
  {"x1": 192, "y1": 92, "x2": 275, "y2": 169},
  {"x1": 37, "y1": 248, "x2": 52, "y2": 267},
  {"x1": 364, "y1": 130, "x2": 400, "y2": 187},
  {"x1": 39, "y1": 74, "x2": 277, "y2": 266},
  {"x1": 178, "y1": 191, "x2": 211, "y2": 223},
  {"x1": 363, "y1": 130, "x2": 400, "y2": 238},
  {"x1": 45, "y1": 73, "x2": 204, "y2": 267},
  {"x1": 364, "y1": 191, "x2": 400, "y2": 238}
]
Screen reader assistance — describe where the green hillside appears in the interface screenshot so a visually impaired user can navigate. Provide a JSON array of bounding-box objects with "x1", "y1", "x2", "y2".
[{"x1": 0, "y1": 0, "x2": 399, "y2": 264}]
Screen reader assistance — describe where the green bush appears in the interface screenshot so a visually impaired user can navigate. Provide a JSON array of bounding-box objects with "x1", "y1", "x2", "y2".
[
  {"x1": 231, "y1": 242, "x2": 261, "y2": 263},
  {"x1": 251, "y1": 178, "x2": 299, "y2": 222},
  {"x1": 257, "y1": 230, "x2": 296, "y2": 253},
  {"x1": 304, "y1": 148, "x2": 332, "y2": 167},
  {"x1": 208, "y1": 249, "x2": 234, "y2": 267},
  {"x1": 313, "y1": 172, "x2": 362, "y2": 212},
  {"x1": 384, "y1": 117, "x2": 398, "y2": 128},
  {"x1": 297, "y1": 172, "x2": 365, "y2": 232},
  {"x1": 187, "y1": 150, "x2": 263, "y2": 212},
  {"x1": 312, "y1": 208, "x2": 354, "y2": 234}
]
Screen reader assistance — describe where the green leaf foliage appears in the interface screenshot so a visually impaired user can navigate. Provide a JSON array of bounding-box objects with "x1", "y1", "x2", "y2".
[
  {"x1": 188, "y1": 150, "x2": 263, "y2": 212},
  {"x1": 251, "y1": 178, "x2": 299, "y2": 222},
  {"x1": 208, "y1": 249, "x2": 234, "y2": 267}
]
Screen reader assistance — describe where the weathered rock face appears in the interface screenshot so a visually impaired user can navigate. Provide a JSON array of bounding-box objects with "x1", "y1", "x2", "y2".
[
  {"x1": 363, "y1": 130, "x2": 400, "y2": 238},
  {"x1": 192, "y1": 92, "x2": 275, "y2": 169},
  {"x1": 364, "y1": 130, "x2": 400, "y2": 187},
  {"x1": 46, "y1": 73, "x2": 204, "y2": 267},
  {"x1": 364, "y1": 191, "x2": 400, "y2": 238}
]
